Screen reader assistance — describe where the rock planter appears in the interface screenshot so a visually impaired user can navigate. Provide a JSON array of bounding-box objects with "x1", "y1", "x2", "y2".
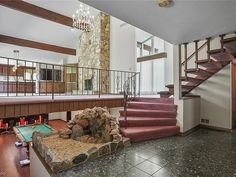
[{"x1": 32, "y1": 107, "x2": 130, "y2": 173}]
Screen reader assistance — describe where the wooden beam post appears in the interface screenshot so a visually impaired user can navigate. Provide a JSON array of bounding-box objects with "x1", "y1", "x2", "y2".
[
  {"x1": 184, "y1": 43, "x2": 188, "y2": 78},
  {"x1": 0, "y1": 34, "x2": 76, "y2": 55},
  {"x1": 0, "y1": 0, "x2": 73, "y2": 27},
  {"x1": 67, "y1": 111, "x2": 72, "y2": 122},
  {"x1": 220, "y1": 34, "x2": 226, "y2": 50},
  {"x1": 206, "y1": 37, "x2": 211, "y2": 60},
  {"x1": 194, "y1": 40, "x2": 199, "y2": 68}
]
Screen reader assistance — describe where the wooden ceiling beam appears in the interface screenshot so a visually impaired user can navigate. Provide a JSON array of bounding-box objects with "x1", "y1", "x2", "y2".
[
  {"x1": 0, "y1": 0, "x2": 73, "y2": 27},
  {"x1": 137, "y1": 52, "x2": 167, "y2": 63},
  {"x1": 0, "y1": 34, "x2": 76, "y2": 55}
]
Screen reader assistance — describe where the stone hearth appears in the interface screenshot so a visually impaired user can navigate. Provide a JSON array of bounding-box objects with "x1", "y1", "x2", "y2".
[{"x1": 32, "y1": 107, "x2": 130, "y2": 173}]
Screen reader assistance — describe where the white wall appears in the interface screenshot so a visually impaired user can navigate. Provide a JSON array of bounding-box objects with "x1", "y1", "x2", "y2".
[
  {"x1": 192, "y1": 65, "x2": 232, "y2": 129},
  {"x1": 48, "y1": 112, "x2": 67, "y2": 122},
  {"x1": 110, "y1": 17, "x2": 136, "y2": 72},
  {"x1": 0, "y1": 43, "x2": 73, "y2": 65},
  {"x1": 183, "y1": 98, "x2": 201, "y2": 132},
  {"x1": 164, "y1": 41, "x2": 174, "y2": 85}
]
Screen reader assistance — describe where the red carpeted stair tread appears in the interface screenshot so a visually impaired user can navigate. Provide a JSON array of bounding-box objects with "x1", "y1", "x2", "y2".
[
  {"x1": 133, "y1": 97, "x2": 174, "y2": 104},
  {"x1": 127, "y1": 101, "x2": 177, "y2": 111},
  {"x1": 119, "y1": 117, "x2": 177, "y2": 127},
  {"x1": 119, "y1": 109, "x2": 177, "y2": 118},
  {"x1": 120, "y1": 126, "x2": 180, "y2": 142}
]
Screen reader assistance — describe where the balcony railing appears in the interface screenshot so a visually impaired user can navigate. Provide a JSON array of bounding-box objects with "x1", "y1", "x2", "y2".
[{"x1": 0, "y1": 56, "x2": 140, "y2": 99}]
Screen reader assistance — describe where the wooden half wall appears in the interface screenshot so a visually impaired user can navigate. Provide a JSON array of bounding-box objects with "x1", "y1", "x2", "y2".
[{"x1": 0, "y1": 98, "x2": 123, "y2": 118}]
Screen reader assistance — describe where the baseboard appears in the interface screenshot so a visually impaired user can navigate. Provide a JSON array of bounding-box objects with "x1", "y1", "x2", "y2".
[
  {"x1": 200, "y1": 124, "x2": 232, "y2": 132},
  {"x1": 180, "y1": 125, "x2": 201, "y2": 136}
]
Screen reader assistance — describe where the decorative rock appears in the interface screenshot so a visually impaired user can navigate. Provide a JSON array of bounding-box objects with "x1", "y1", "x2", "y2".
[
  {"x1": 60, "y1": 134, "x2": 70, "y2": 139},
  {"x1": 87, "y1": 147, "x2": 99, "y2": 160},
  {"x1": 59, "y1": 128, "x2": 72, "y2": 136},
  {"x1": 77, "y1": 119, "x2": 89, "y2": 128},
  {"x1": 110, "y1": 142, "x2": 118, "y2": 153},
  {"x1": 76, "y1": 135, "x2": 90, "y2": 142},
  {"x1": 71, "y1": 124, "x2": 84, "y2": 140},
  {"x1": 72, "y1": 153, "x2": 88, "y2": 164},
  {"x1": 110, "y1": 129, "x2": 120, "y2": 135},
  {"x1": 112, "y1": 134, "x2": 122, "y2": 142},
  {"x1": 98, "y1": 143, "x2": 111, "y2": 156},
  {"x1": 67, "y1": 120, "x2": 76, "y2": 129}
]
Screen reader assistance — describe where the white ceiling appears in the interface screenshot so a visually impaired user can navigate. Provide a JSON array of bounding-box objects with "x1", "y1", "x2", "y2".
[
  {"x1": 0, "y1": 0, "x2": 99, "y2": 50},
  {"x1": 81, "y1": 0, "x2": 236, "y2": 44}
]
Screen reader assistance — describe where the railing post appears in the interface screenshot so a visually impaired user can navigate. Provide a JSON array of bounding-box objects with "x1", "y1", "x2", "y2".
[
  {"x1": 46, "y1": 64, "x2": 48, "y2": 96},
  {"x1": 31, "y1": 62, "x2": 34, "y2": 96},
  {"x1": 39, "y1": 63, "x2": 41, "y2": 96},
  {"x1": 194, "y1": 40, "x2": 199, "y2": 68},
  {"x1": 184, "y1": 43, "x2": 188, "y2": 78},
  {"x1": 52, "y1": 65, "x2": 54, "y2": 100},
  {"x1": 7, "y1": 58, "x2": 9, "y2": 97},
  {"x1": 16, "y1": 59, "x2": 18, "y2": 96},
  {"x1": 139, "y1": 72, "x2": 141, "y2": 96},
  {"x1": 98, "y1": 69, "x2": 101, "y2": 98},
  {"x1": 206, "y1": 37, "x2": 211, "y2": 60},
  {"x1": 220, "y1": 34, "x2": 225, "y2": 50},
  {"x1": 179, "y1": 44, "x2": 182, "y2": 98}
]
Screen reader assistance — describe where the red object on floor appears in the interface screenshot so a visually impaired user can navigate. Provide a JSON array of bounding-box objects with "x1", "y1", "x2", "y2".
[
  {"x1": 0, "y1": 119, "x2": 3, "y2": 128},
  {"x1": 20, "y1": 117, "x2": 25, "y2": 126},
  {"x1": 119, "y1": 97, "x2": 180, "y2": 142}
]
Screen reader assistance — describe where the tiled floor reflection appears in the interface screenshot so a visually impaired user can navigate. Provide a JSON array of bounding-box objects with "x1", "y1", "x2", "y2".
[{"x1": 56, "y1": 129, "x2": 236, "y2": 177}]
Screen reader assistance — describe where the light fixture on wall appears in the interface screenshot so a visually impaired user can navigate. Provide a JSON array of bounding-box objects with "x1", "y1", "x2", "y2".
[
  {"x1": 72, "y1": 3, "x2": 94, "y2": 32},
  {"x1": 157, "y1": 0, "x2": 172, "y2": 7}
]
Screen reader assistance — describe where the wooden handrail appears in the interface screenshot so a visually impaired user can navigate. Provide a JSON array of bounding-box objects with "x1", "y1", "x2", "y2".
[{"x1": 181, "y1": 40, "x2": 208, "y2": 66}]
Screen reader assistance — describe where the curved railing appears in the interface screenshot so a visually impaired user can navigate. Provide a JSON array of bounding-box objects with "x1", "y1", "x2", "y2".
[{"x1": 123, "y1": 72, "x2": 140, "y2": 128}]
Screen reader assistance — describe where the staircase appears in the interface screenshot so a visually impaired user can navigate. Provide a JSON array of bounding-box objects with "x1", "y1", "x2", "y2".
[
  {"x1": 119, "y1": 97, "x2": 180, "y2": 142},
  {"x1": 158, "y1": 34, "x2": 236, "y2": 98}
]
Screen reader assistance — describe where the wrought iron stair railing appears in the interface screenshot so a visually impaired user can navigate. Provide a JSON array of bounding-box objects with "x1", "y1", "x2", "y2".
[{"x1": 123, "y1": 72, "x2": 140, "y2": 128}]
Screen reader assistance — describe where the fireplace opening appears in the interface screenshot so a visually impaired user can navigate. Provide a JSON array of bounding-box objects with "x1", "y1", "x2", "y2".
[{"x1": 84, "y1": 79, "x2": 93, "y2": 90}]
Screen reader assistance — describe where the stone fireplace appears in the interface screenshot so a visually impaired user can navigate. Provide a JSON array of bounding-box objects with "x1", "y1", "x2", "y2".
[{"x1": 32, "y1": 107, "x2": 130, "y2": 173}]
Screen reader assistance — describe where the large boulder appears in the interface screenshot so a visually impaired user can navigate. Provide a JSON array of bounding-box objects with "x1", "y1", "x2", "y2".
[{"x1": 70, "y1": 124, "x2": 84, "y2": 140}]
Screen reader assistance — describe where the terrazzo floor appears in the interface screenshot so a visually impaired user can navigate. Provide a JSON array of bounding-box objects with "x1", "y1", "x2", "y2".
[{"x1": 56, "y1": 128, "x2": 236, "y2": 177}]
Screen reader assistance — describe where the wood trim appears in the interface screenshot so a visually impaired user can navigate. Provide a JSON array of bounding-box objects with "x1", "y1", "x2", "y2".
[
  {"x1": 0, "y1": 0, "x2": 73, "y2": 27},
  {"x1": 137, "y1": 52, "x2": 167, "y2": 63},
  {"x1": 0, "y1": 34, "x2": 76, "y2": 55},
  {"x1": 0, "y1": 98, "x2": 123, "y2": 118},
  {"x1": 200, "y1": 124, "x2": 232, "y2": 132}
]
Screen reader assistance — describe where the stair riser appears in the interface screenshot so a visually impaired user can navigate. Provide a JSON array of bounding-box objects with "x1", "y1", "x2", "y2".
[
  {"x1": 119, "y1": 119, "x2": 177, "y2": 127},
  {"x1": 127, "y1": 103, "x2": 177, "y2": 111},
  {"x1": 119, "y1": 110, "x2": 176, "y2": 118},
  {"x1": 121, "y1": 127, "x2": 180, "y2": 142},
  {"x1": 133, "y1": 98, "x2": 174, "y2": 104}
]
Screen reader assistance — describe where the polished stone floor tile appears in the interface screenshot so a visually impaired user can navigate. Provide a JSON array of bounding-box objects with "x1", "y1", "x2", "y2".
[
  {"x1": 147, "y1": 155, "x2": 168, "y2": 167},
  {"x1": 120, "y1": 167, "x2": 150, "y2": 177},
  {"x1": 152, "y1": 168, "x2": 174, "y2": 177},
  {"x1": 135, "y1": 149, "x2": 156, "y2": 159},
  {"x1": 136, "y1": 160, "x2": 162, "y2": 175},
  {"x1": 56, "y1": 129, "x2": 236, "y2": 177},
  {"x1": 122, "y1": 153, "x2": 147, "y2": 166}
]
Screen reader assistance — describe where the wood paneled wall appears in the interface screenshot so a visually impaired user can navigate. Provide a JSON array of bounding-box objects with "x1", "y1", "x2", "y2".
[{"x1": 0, "y1": 98, "x2": 123, "y2": 118}]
